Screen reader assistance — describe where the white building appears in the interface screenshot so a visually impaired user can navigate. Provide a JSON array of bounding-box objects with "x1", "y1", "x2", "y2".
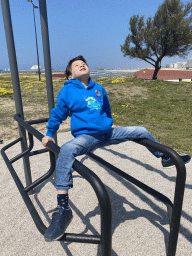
[
  {"x1": 186, "y1": 59, "x2": 192, "y2": 69},
  {"x1": 30, "y1": 65, "x2": 41, "y2": 71},
  {"x1": 162, "y1": 62, "x2": 186, "y2": 69},
  {"x1": 173, "y1": 62, "x2": 186, "y2": 68}
]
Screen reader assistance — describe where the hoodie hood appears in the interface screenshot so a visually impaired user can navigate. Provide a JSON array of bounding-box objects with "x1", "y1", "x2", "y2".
[{"x1": 65, "y1": 78, "x2": 95, "y2": 90}]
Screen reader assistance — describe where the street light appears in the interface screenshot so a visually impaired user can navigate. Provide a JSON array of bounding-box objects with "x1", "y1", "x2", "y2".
[{"x1": 27, "y1": 0, "x2": 41, "y2": 81}]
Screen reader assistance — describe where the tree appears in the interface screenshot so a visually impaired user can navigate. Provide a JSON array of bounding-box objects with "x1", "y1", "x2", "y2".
[{"x1": 121, "y1": 0, "x2": 192, "y2": 79}]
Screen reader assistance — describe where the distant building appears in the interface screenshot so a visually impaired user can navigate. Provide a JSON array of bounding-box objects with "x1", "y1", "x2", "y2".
[
  {"x1": 162, "y1": 62, "x2": 186, "y2": 69},
  {"x1": 173, "y1": 62, "x2": 186, "y2": 68},
  {"x1": 30, "y1": 65, "x2": 41, "y2": 71},
  {"x1": 186, "y1": 59, "x2": 192, "y2": 69}
]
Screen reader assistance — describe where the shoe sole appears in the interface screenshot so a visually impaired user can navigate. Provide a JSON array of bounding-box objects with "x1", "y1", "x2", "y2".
[
  {"x1": 163, "y1": 164, "x2": 175, "y2": 169},
  {"x1": 45, "y1": 214, "x2": 73, "y2": 242},
  {"x1": 163, "y1": 157, "x2": 191, "y2": 169}
]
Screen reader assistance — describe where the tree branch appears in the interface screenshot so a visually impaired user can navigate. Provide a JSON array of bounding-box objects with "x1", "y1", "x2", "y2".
[
  {"x1": 145, "y1": 56, "x2": 156, "y2": 64},
  {"x1": 142, "y1": 58, "x2": 155, "y2": 67}
]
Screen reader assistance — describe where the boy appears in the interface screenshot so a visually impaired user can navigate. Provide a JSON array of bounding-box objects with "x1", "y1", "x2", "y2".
[{"x1": 42, "y1": 55, "x2": 190, "y2": 242}]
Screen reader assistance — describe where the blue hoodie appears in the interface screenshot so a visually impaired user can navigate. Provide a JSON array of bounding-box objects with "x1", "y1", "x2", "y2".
[{"x1": 46, "y1": 78, "x2": 113, "y2": 137}]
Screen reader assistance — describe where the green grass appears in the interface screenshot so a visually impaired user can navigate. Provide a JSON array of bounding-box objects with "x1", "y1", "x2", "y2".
[
  {"x1": 0, "y1": 74, "x2": 191, "y2": 155},
  {"x1": 101, "y1": 76, "x2": 192, "y2": 155}
]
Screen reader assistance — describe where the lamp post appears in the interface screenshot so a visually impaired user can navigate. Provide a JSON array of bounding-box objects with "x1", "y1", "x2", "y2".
[{"x1": 27, "y1": 0, "x2": 41, "y2": 81}]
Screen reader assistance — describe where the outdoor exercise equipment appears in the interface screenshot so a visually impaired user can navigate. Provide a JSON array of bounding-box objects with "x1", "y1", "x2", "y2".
[{"x1": 1, "y1": 1, "x2": 186, "y2": 255}]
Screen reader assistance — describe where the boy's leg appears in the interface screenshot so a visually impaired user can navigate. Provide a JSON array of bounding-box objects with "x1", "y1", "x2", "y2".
[
  {"x1": 106, "y1": 126, "x2": 163, "y2": 158},
  {"x1": 44, "y1": 134, "x2": 105, "y2": 241},
  {"x1": 55, "y1": 134, "x2": 106, "y2": 191},
  {"x1": 105, "y1": 126, "x2": 191, "y2": 167}
]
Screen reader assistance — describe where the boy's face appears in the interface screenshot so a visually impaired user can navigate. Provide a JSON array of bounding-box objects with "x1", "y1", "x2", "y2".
[{"x1": 70, "y1": 60, "x2": 89, "y2": 80}]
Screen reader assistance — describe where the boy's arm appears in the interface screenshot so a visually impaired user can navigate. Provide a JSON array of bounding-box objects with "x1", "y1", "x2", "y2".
[
  {"x1": 103, "y1": 88, "x2": 112, "y2": 118},
  {"x1": 102, "y1": 87, "x2": 121, "y2": 127},
  {"x1": 44, "y1": 89, "x2": 69, "y2": 139},
  {"x1": 45, "y1": 103, "x2": 68, "y2": 138}
]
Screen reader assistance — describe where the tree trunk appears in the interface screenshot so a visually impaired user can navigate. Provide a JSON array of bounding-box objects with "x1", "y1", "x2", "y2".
[
  {"x1": 152, "y1": 65, "x2": 160, "y2": 80},
  {"x1": 152, "y1": 60, "x2": 161, "y2": 80}
]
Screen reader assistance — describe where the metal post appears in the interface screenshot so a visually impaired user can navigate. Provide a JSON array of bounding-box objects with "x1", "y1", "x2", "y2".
[
  {"x1": 1, "y1": 0, "x2": 33, "y2": 193},
  {"x1": 38, "y1": 0, "x2": 57, "y2": 147},
  {"x1": 38, "y1": 0, "x2": 54, "y2": 116},
  {"x1": 27, "y1": 0, "x2": 41, "y2": 81},
  {"x1": 32, "y1": 3, "x2": 41, "y2": 81}
]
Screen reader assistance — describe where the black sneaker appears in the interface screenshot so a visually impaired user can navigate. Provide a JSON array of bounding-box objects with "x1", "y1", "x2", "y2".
[
  {"x1": 162, "y1": 154, "x2": 191, "y2": 168},
  {"x1": 44, "y1": 207, "x2": 73, "y2": 242}
]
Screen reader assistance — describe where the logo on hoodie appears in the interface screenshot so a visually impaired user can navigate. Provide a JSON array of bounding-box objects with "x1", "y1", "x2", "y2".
[
  {"x1": 85, "y1": 97, "x2": 101, "y2": 110},
  {"x1": 95, "y1": 90, "x2": 102, "y2": 102}
]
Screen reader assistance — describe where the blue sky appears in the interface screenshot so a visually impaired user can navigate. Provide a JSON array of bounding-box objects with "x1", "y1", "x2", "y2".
[{"x1": 0, "y1": 0, "x2": 191, "y2": 70}]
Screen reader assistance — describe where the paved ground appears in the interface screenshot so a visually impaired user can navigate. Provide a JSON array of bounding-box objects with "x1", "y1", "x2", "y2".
[{"x1": 1, "y1": 132, "x2": 192, "y2": 256}]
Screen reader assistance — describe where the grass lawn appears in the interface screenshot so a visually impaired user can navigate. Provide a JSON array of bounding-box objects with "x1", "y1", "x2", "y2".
[{"x1": 0, "y1": 74, "x2": 191, "y2": 155}]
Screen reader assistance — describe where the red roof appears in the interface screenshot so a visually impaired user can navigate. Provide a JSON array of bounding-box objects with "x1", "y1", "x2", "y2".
[
  {"x1": 133, "y1": 68, "x2": 192, "y2": 80},
  {"x1": 52, "y1": 73, "x2": 66, "y2": 78}
]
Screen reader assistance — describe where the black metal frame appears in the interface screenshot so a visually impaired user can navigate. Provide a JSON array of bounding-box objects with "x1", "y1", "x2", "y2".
[
  {"x1": 1, "y1": 114, "x2": 111, "y2": 255},
  {"x1": 1, "y1": 114, "x2": 186, "y2": 256}
]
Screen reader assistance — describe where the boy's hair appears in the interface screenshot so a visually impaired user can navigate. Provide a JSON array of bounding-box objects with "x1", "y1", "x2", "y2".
[{"x1": 65, "y1": 55, "x2": 88, "y2": 80}]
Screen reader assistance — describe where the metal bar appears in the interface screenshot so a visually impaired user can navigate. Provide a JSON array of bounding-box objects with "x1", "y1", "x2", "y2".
[
  {"x1": 38, "y1": 0, "x2": 54, "y2": 117},
  {"x1": 13, "y1": 113, "x2": 186, "y2": 255},
  {"x1": 1, "y1": 137, "x2": 22, "y2": 151},
  {"x1": 29, "y1": 148, "x2": 49, "y2": 156},
  {"x1": 10, "y1": 131, "x2": 34, "y2": 164},
  {"x1": 1, "y1": 0, "x2": 33, "y2": 193},
  {"x1": 12, "y1": 114, "x2": 186, "y2": 255},
  {"x1": 88, "y1": 137, "x2": 186, "y2": 256},
  {"x1": 1, "y1": 144, "x2": 47, "y2": 235},
  {"x1": 1, "y1": 143, "x2": 102, "y2": 245},
  {"x1": 32, "y1": 3, "x2": 41, "y2": 81},
  {"x1": 38, "y1": 0, "x2": 57, "y2": 156},
  {"x1": 27, "y1": 118, "x2": 49, "y2": 125},
  {"x1": 87, "y1": 152, "x2": 173, "y2": 224},
  {"x1": 8, "y1": 114, "x2": 112, "y2": 255},
  {"x1": 134, "y1": 139, "x2": 186, "y2": 256},
  {"x1": 60, "y1": 233, "x2": 101, "y2": 244},
  {"x1": 72, "y1": 160, "x2": 112, "y2": 255},
  {"x1": 23, "y1": 150, "x2": 55, "y2": 193}
]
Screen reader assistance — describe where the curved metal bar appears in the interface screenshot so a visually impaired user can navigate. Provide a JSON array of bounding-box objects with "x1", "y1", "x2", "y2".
[
  {"x1": 1, "y1": 137, "x2": 22, "y2": 151},
  {"x1": 1, "y1": 144, "x2": 47, "y2": 235},
  {"x1": 23, "y1": 150, "x2": 56, "y2": 193},
  {"x1": 134, "y1": 139, "x2": 186, "y2": 256},
  {"x1": 9, "y1": 132, "x2": 33, "y2": 164},
  {"x1": 2, "y1": 140, "x2": 104, "y2": 247},
  {"x1": 9, "y1": 114, "x2": 186, "y2": 256},
  {"x1": 87, "y1": 152, "x2": 173, "y2": 224},
  {"x1": 72, "y1": 159, "x2": 112, "y2": 255},
  {"x1": 11, "y1": 114, "x2": 112, "y2": 255}
]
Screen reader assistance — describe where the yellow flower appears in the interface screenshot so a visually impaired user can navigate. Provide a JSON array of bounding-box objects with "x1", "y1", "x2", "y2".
[
  {"x1": 111, "y1": 76, "x2": 128, "y2": 84},
  {"x1": 0, "y1": 87, "x2": 14, "y2": 96}
]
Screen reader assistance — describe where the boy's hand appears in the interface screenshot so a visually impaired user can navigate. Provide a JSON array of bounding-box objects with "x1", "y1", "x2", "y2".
[{"x1": 42, "y1": 136, "x2": 55, "y2": 147}]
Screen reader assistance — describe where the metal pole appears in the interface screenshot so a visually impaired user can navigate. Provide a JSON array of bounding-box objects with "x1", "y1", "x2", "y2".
[
  {"x1": 38, "y1": 0, "x2": 57, "y2": 182},
  {"x1": 38, "y1": 0, "x2": 54, "y2": 115},
  {"x1": 1, "y1": 0, "x2": 33, "y2": 193},
  {"x1": 32, "y1": 4, "x2": 41, "y2": 81}
]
